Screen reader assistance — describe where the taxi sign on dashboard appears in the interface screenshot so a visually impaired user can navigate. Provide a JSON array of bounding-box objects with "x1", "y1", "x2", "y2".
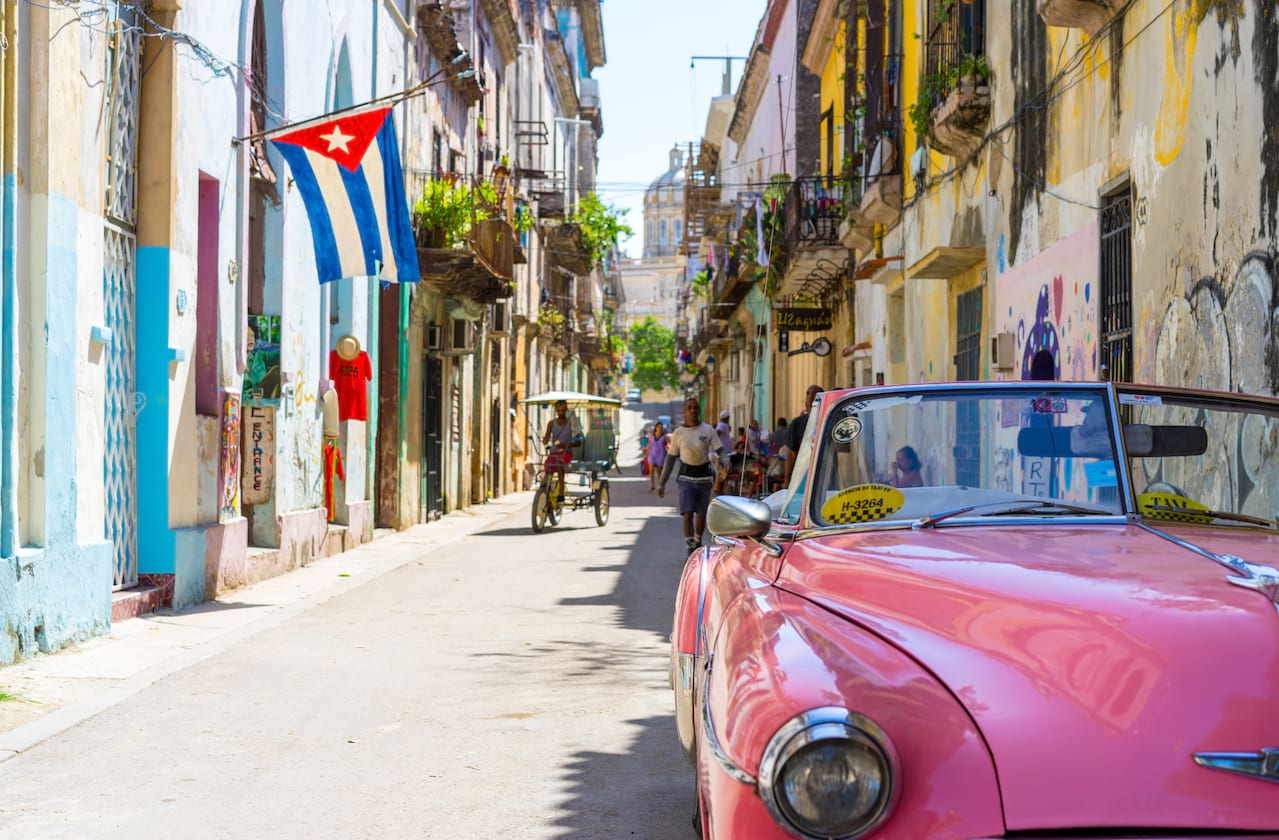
[{"x1": 822, "y1": 484, "x2": 905, "y2": 525}]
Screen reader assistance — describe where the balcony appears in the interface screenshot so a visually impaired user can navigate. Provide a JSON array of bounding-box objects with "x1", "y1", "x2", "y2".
[
  {"x1": 417, "y1": 218, "x2": 515, "y2": 304},
  {"x1": 543, "y1": 222, "x2": 594, "y2": 276},
  {"x1": 682, "y1": 142, "x2": 722, "y2": 255},
  {"x1": 778, "y1": 176, "x2": 854, "y2": 299},
  {"x1": 860, "y1": 135, "x2": 902, "y2": 228},
  {"x1": 416, "y1": 3, "x2": 483, "y2": 105},
  {"x1": 921, "y1": 1, "x2": 991, "y2": 160},
  {"x1": 1038, "y1": 0, "x2": 1120, "y2": 37}
]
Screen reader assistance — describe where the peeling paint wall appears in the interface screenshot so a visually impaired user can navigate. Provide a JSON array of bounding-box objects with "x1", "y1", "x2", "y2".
[{"x1": 888, "y1": 0, "x2": 1279, "y2": 397}]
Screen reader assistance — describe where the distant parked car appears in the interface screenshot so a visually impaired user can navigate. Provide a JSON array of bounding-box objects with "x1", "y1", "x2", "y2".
[
  {"x1": 673, "y1": 380, "x2": 1279, "y2": 839},
  {"x1": 657, "y1": 414, "x2": 671, "y2": 430},
  {"x1": 627, "y1": 387, "x2": 641, "y2": 403}
]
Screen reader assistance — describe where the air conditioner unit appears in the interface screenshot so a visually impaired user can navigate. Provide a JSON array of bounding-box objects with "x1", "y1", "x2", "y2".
[
  {"x1": 491, "y1": 300, "x2": 511, "y2": 337},
  {"x1": 426, "y1": 322, "x2": 442, "y2": 352},
  {"x1": 442, "y1": 319, "x2": 476, "y2": 356},
  {"x1": 991, "y1": 331, "x2": 1016, "y2": 371}
]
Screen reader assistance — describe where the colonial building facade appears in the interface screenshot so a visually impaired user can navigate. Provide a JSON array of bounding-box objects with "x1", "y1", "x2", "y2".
[
  {"x1": 0, "y1": 0, "x2": 614, "y2": 666},
  {"x1": 683, "y1": 0, "x2": 1279, "y2": 451}
]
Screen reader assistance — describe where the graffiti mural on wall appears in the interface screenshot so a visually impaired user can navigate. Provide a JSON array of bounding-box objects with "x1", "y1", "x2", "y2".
[
  {"x1": 220, "y1": 391, "x2": 241, "y2": 521},
  {"x1": 996, "y1": 222, "x2": 1100, "y2": 384},
  {"x1": 1149, "y1": 252, "x2": 1279, "y2": 395}
]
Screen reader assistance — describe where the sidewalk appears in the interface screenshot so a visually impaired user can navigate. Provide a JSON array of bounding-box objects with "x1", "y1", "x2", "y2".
[{"x1": 0, "y1": 491, "x2": 532, "y2": 764}]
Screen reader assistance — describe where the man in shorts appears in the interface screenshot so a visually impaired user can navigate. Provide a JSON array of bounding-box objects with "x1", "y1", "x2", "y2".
[
  {"x1": 542, "y1": 399, "x2": 581, "y2": 500},
  {"x1": 659, "y1": 398, "x2": 723, "y2": 552}
]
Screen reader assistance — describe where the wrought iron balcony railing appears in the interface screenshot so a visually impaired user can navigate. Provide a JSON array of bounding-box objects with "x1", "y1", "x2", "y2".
[{"x1": 783, "y1": 176, "x2": 848, "y2": 254}]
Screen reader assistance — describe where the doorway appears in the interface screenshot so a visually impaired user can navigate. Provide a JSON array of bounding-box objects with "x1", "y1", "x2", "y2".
[{"x1": 421, "y1": 353, "x2": 444, "y2": 521}]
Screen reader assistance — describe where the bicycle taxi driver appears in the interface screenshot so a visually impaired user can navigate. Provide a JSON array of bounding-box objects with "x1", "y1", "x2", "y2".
[{"x1": 543, "y1": 398, "x2": 583, "y2": 498}]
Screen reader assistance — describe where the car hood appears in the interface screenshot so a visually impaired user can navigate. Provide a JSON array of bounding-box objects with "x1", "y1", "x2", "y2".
[{"x1": 777, "y1": 523, "x2": 1279, "y2": 832}]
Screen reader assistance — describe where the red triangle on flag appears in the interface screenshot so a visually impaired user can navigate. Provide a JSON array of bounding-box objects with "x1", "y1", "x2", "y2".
[{"x1": 271, "y1": 107, "x2": 391, "y2": 172}]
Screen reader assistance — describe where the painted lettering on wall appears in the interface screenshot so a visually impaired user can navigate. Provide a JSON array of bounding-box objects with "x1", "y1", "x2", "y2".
[
  {"x1": 242, "y1": 405, "x2": 275, "y2": 505},
  {"x1": 775, "y1": 308, "x2": 833, "y2": 332}
]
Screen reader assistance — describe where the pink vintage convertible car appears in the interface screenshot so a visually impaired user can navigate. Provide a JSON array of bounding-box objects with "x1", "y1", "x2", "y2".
[{"x1": 671, "y1": 381, "x2": 1279, "y2": 839}]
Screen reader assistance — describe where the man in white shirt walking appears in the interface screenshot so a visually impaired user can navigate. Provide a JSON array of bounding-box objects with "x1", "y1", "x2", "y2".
[{"x1": 659, "y1": 397, "x2": 723, "y2": 552}]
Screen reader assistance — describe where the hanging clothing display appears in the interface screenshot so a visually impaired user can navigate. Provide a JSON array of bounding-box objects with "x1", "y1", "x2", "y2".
[
  {"x1": 323, "y1": 438, "x2": 345, "y2": 521},
  {"x1": 330, "y1": 342, "x2": 372, "y2": 421}
]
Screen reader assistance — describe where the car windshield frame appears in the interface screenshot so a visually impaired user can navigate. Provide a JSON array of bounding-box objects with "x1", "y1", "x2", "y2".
[
  {"x1": 792, "y1": 382, "x2": 1136, "y2": 531},
  {"x1": 1114, "y1": 383, "x2": 1279, "y2": 532}
]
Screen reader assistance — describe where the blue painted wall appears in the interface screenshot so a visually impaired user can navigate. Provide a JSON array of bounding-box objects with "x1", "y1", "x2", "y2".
[
  {"x1": 2, "y1": 173, "x2": 18, "y2": 558},
  {"x1": 136, "y1": 246, "x2": 176, "y2": 576},
  {"x1": 1, "y1": 192, "x2": 112, "y2": 665}
]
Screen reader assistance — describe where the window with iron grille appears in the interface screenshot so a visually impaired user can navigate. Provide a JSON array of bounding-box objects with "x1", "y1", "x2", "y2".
[
  {"x1": 925, "y1": 0, "x2": 986, "y2": 106},
  {"x1": 1099, "y1": 187, "x2": 1133, "y2": 383}
]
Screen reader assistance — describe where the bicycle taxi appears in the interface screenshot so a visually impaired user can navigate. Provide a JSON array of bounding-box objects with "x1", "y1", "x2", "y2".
[{"x1": 523, "y1": 390, "x2": 621, "y2": 532}]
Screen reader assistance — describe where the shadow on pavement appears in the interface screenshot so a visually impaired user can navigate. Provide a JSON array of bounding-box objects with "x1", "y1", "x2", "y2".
[
  {"x1": 474, "y1": 411, "x2": 699, "y2": 838},
  {"x1": 550, "y1": 715, "x2": 696, "y2": 839}
]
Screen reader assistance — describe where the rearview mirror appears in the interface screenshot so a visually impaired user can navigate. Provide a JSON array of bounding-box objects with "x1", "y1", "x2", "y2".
[
  {"x1": 707, "y1": 496, "x2": 773, "y2": 539},
  {"x1": 1122, "y1": 424, "x2": 1208, "y2": 457}
]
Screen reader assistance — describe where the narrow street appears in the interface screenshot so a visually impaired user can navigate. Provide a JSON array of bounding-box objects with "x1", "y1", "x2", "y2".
[{"x1": 0, "y1": 405, "x2": 696, "y2": 840}]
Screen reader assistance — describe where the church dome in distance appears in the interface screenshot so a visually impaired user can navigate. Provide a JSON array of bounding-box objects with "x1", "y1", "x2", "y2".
[{"x1": 646, "y1": 145, "x2": 686, "y2": 206}]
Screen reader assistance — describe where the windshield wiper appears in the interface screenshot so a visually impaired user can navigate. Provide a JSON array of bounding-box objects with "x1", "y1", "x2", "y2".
[
  {"x1": 914, "y1": 499, "x2": 1116, "y2": 530},
  {"x1": 1142, "y1": 504, "x2": 1279, "y2": 530},
  {"x1": 987, "y1": 501, "x2": 1117, "y2": 517}
]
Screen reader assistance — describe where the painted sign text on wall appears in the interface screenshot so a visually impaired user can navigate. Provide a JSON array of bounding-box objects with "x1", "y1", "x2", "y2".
[
  {"x1": 242, "y1": 405, "x2": 275, "y2": 505},
  {"x1": 776, "y1": 308, "x2": 833, "y2": 332}
]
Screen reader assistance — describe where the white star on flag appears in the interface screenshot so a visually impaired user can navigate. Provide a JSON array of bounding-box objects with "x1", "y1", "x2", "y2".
[{"x1": 320, "y1": 125, "x2": 353, "y2": 153}]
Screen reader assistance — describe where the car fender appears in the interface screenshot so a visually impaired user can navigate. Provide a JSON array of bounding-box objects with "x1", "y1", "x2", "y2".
[
  {"x1": 671, "y1": 545, "x2": 714, "y2": 762},
  {"x1": 700, "y1": 585, "x2": 1005, "y2": 840}
]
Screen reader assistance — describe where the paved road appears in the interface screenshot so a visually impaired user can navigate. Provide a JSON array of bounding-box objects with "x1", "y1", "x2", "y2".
[{"x1": 0, "y1": 404, "x2": 697, "y2": 839}]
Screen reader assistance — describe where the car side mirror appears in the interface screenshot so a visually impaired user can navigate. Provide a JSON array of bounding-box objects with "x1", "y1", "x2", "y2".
[{"x1": 707, "y1": 495, "x2": 773, "y2": 539}]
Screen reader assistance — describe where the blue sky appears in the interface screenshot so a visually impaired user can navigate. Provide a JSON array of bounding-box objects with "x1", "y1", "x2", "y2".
[{"x1": 594, "y1": 1, "x2": 766, "y2": 255}]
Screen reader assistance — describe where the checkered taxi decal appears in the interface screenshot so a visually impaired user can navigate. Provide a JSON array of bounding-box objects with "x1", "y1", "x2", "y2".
[
  {"x1": 821, "y1": 484, "x2": 906, "y2": 525},
  {"x1": 1137, "y1": 492, "x2": 1213, "y2": 524}
]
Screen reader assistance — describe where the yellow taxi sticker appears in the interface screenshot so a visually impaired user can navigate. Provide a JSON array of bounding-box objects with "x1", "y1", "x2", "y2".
[
  {"x1": 821, "y1": 483, "x2": 906, "y2": 525},
  {"x1": 1137, "y1": 492, "x2": 1213, "y2": 524}
]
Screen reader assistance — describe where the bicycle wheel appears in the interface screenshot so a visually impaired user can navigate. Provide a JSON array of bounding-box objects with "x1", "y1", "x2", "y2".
[
  {"x1": 531, "y1": 484, "x2": 550, "y2": 532},
  {"x1": 594, "y1": 481, "x2": 610, "y2": 526}
]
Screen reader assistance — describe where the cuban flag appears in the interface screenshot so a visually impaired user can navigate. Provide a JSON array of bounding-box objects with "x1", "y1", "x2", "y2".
[{"x1": 271, "y1": 106, "x2": 420, "y2": 284}]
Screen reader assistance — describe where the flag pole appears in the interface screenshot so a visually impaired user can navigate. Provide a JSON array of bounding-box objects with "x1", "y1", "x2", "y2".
[{"x1": 233, "y1": 61, "x2": 474, "y2": 146}]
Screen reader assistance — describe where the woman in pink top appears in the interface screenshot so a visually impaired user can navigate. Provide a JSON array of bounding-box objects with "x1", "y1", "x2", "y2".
[{"x1": 646, "y1": 421, "x2": 668, "y2": 492}]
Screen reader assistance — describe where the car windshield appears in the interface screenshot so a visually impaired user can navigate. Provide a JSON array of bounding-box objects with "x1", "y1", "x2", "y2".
[
  {"x1": 1119, "y1": 388, "x2": 1279, "y2": 529},
  {"x1": 806, "y1": 387, "x2": 1125, "y2": 528}
]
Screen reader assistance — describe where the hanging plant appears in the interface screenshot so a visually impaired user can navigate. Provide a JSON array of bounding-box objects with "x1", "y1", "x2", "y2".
[
  {"x1": 537, "y1": 303, "x2": 565, "y2": 340},
  {"x1": 566, "y1": 193, "x2": 634, "y2": 265},
  {"x1": 412, "y1": 177, "x2": 494, "y2": 249}
]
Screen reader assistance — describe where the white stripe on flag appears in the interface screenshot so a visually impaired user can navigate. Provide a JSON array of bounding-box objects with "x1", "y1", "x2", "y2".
[
  {"x1": 307, "y1": 150, "x2": 368, "y2": 279},
  {"x1": 360, "y1": 141, "x2": 397, "y2": 281}
]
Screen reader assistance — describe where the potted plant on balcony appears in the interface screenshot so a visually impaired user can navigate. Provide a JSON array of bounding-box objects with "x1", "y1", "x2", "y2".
[
  {"x1": 568, "y1": 193, "x2": 634, "y2": 266},
  {"x1": 537, "y1": 302, "x2": 566, "y2": 341},
  {"x1": 956, "y1": 52, "x2": 991, "y2": 90},
  {"x1": 413, "y1": 176, "x2": 473, "y2": 249}
]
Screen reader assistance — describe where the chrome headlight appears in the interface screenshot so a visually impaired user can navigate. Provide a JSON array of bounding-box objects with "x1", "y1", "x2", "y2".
[{"x1": 758, "y1": 708, "x2": 897, "y2": 839}]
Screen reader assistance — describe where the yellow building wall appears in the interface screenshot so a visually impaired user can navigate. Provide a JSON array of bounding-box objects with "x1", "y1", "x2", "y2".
[{"x1": 819, "y1": 23, "x2": 846, "y2": 177}]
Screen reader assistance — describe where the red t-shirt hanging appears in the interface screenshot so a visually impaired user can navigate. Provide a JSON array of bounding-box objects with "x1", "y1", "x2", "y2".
[{"x1": 330, "y1": 350, "x2": 372, "y2": 421}]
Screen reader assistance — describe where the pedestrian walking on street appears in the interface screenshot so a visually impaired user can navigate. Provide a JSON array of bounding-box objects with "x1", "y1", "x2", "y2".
[
  {"x1": 715, "y1": 410, "x2": 734, "y2": 454},
  {"x1": 784, "y1": 384, "x2": 822, "y2": 485},
  {"x1": 659, "y1": 397, "x2": 723, "y2": 552},
  {"x1": 646, "y1": 421, "x2": 668, "y2": 492}
]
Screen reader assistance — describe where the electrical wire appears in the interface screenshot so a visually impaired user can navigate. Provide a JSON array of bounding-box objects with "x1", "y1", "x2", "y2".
[{"x1": 906, "y1": 0, "x2": 1173, "y2": 207}]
